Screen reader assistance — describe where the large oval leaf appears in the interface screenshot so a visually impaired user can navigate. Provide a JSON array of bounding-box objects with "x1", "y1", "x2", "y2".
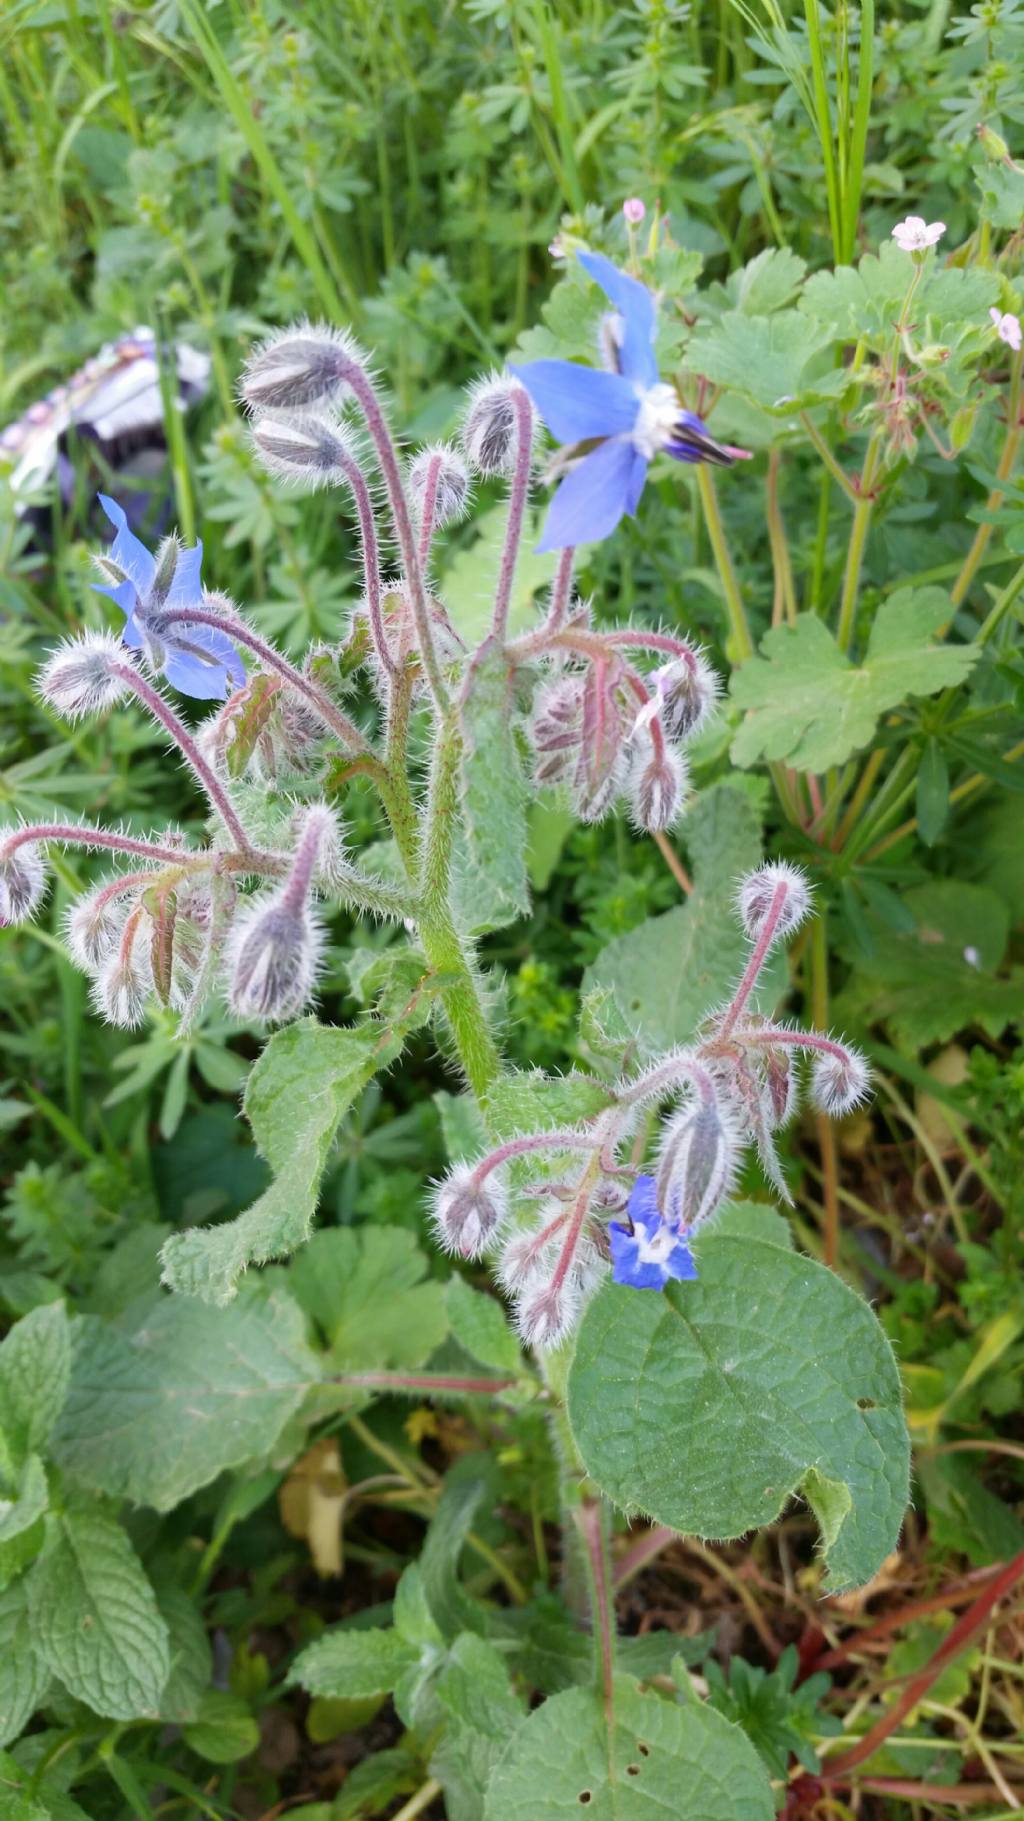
[
  {"x1": 567, "y1": 1235, "x2": 909, "y2": 1592},
  {"x1": 484, "y1": 1675, "x2": 772, "y2": 1821}
]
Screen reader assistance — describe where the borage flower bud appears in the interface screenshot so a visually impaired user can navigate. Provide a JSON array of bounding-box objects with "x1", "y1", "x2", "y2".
[
  {"x1": 430, "y1": 1164, "x2": 507, "y2": 1258},
  {"x1": 628, "y1": 744, "x2": 687, "y2": 833},
  {"x1": 648, "y1": 651, "x2": 720, "y2": 741},
  {"x1": 240, "y1": 323, "x2": 366, "y2": 414},
  {"x1": 93, "y1": 934, "x2": 152, "y2": 1029},
  {"x1": 37, "y1": 632, "x2": 133, "y2": 721},
  {"x1": 250, "y1": 411, "x2": 359, "y2": 489},
  {"x1": 810, "y1": 1043, "x2": 871, "y2": 1116},
  {"x1": 408, "y1": 443, "x2": 471, "y2": 527},
  {"x1": 0, "y1": 834, "x2": 47, "y2": 926},
  {"x1": 462, "y1": 375, "x2": 533, "y2": 477},
  {"x1": 737, "y1": 861, "x2": 812, "y2": 946},
  {"x1": 761, "y1": 1045, "x2": 798, "y2": 1130},
  {"x1": 529, "y1": 675, "x2": 583, "y2": 785},
  {"x1": 65, "y1": 881, "x2": 132, "y2": 970},
  {"x1": 226, "y1": 891, "x2": 323, "y2": 1023},
  {"x1": 655, "y1": 1091, "x2": 738, "y2": 1230},
  {"x1": 515, "y1": 1280, "x2": 579, "y2": 1350}
]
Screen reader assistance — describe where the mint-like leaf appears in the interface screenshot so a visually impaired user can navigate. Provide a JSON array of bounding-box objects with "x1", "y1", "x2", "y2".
[{"x1": 28, "y1": 1506, "x2": 170, "y2": 1720}]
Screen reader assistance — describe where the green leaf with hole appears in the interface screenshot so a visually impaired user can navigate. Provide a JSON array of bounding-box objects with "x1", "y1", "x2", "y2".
[
  {"x1": 484, "y1": 1674, "x2": 773, "y2": 1820},
  {"x1": 567, "y1": 1237, "x2": 909, "y2": 1593}
]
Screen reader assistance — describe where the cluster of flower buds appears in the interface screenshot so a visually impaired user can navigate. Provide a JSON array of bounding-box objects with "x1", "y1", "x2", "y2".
[
  {"x1": 518, "y1": 615, "x2": 719, "y2": 831},
  {"x1": 430, "y1": 861, "x2": 869, "y2": 1349}
]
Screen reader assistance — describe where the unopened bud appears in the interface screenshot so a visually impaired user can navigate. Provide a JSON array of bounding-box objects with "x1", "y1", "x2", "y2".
[
  {"x1": 515, "y1": 1280, "x2": 579, "y2": 1350},
  {"x1": 529, "y1": 675, "x2": 583, "y2": 785},
  {"x1": 644, "y1": 651, "x2": 720, "y2": 741},
  {"x1": 628, "y1": 744, "x2": 687, "y2": 832},
  {"x1": 655, "y1": 1093, "x2": 738, "y2": 1230},
  {"x1": 737, "y1": 862, "x2": 812, "y2": 944},
  {"x1": 950, "y1": 402, "x2": 978, "y2": 451},
  {"x1": 408, "y1": 443, "x2": 471, "y2": 527},
  {"x1": 226, "y1": 892, "x2": 323, "y2": 1022},
  {"x1": 151, "y1": 535, "x2": 181, "y2": 606},
  {"x1": 761, "y1": 1046, "x2": 798, "y2": 1129},
  {"x1": 93, "y1": 940, "x2": 152, "y2": 1029},
  {"x1": 462, "y1": 375, "x2": 532, "y2": 477},
  {"x1": 240, "y1": 323, "x2": 366, "y2": 414},
  {"x1": 977, "y1": 122, "x2": 1011, "y2": 162},
  {"x1": 573, "y1": 761, "x2": 624, "y2": 823},
  {"x1": 623, "y1": 197, "x2": 646, "y2": 225},
  {"x1": 430, "y1": 1164, "x2": 507, "y2": 1258},
  {"x1": 37, "y1": 633, "x2": 132, "y2": 721},
  {"x1": 250, "y1": 411, "x2": 358, "y2": 487},
  {"x1": 65, "y1": 884, "x2": 131, "y2": 971},
  {"x1": 811, "y1": 1043, "x2": 871, "y2": 1116},
  {"x1": 0, "y1": 835, "x2": 47, "y2": 925}
]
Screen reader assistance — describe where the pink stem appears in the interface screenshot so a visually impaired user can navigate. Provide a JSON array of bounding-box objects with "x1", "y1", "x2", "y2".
[
  {"x1": 156, "y1": 607, "x2": 365, "y2": 748},
  {"x1": 719, "y1": 878, "x2": 790, "y2": 1039},
  {"x1": 472, "y1": 1129, "x2": 602, "y2": 1185},
  {"x1": 543, "y1": 545, "x2": 575, "y2": 633},
  {"x1": 548, "y1": 1174, "x2": 596, "y2": 1300},
  {"x1": 92, "y1": 869, "x2": 169, "y2": 909},
  {"x1": 603, "y1": 630, "x2": 699, "y2": 671},
  {"x1": 745, "y1": 1026, "x2": 853, "y2": 1063},
  {"x1": 279, "y1": 814, "x2": 325, "y2": 917},
  {"x1": 2, "y1": 824, "x2": 199, "y2": 868},
  {"x1": 415, "y1": 451, "x2": 445, "y2": 573},
  {"x1": 334, "y1": 358, "x2": 448, "y2": 709},
  {"x1": 491, "y1": 386, "x2": 535, "y2": 644},
  {"x1": 623, "y1": 669, "x2": 667, "y2": 763},
  {"x1": 112, "y1": 663, "x2": 254, "y2": 855},
  {"x1": 337, "y1": 449, "x2": 397, "y2": 681},
  {"x1": 617, "y1": 1052, "x2": 716, "y2": 1108}
]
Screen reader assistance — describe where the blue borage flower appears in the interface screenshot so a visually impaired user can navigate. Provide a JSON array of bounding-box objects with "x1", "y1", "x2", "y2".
[
  {"x1": 609, "y1": 1173, "x2": 698, "y2": 1292},
  {"x1": 511, "y1": 252, "x2": 749, "y2": 551},
  {"x1": 93, "y1": 494, "x2": 245, "y2": 700}
]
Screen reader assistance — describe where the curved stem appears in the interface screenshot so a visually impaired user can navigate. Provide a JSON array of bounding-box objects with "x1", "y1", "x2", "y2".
[
  {"x1": 471, "y1": 1129, "x2": 603, "y2": 1183},
  {"x1": 543, "y1": 545, "x2": 575, "y2": 633},
  {"x1": 491, "y1": 386, "x2": 535, "y2": 643},
  {"x1": 950, "y1": 344, "x2": 1024, "y2": 608},
  {"x1": 112, "y1": 663, "x2": 254, "y2": 854},
  {"x1": 799, "y1": 412, "x2": 861, "y2": 503},
  {"x1": 335, "y1": 357, "x2": 449, "y2": 710},
  {"x1": 156, "y1": 607, "x2": 365, "y2": 749},
  {"x1": 2, "y1": 823, "x2": 202, "y2": 870},
  {"x1": 719, "y1": 880, "x2": 789, "y2": 1038},
  {"x1": 415, "y1": 450, "x2": 445, "y2": 573},
  {"x1": 338, "y1": 450, "x2": 397, "y2": 681}
]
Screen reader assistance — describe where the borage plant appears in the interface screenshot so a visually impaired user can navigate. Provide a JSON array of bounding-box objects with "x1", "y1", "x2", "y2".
[{"x1": 1, "y1": 252, "x2": 915, "y2": 1816}]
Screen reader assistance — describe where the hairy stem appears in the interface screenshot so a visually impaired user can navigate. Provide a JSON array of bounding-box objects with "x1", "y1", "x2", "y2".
[
  {"x1": 112, "y1": 663, "x2": 254, "y2": 854},
  {"x1": 157, "y1": 607, "x2": 365, "y2": 749},
  {"x1": 2, "y1": 823, "x2": 201, "y2": 870},
  {"x1": 338, "y1": 450, "x2": 397, "y2": 681},
  {"x1": 719, "y1": 879, "x2": 789, "y2": 1037},
  {"x1": 491, "y1": 386, "x2": 535, "y2": 643}
]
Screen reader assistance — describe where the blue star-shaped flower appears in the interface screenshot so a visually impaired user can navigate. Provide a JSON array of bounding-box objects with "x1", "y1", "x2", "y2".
[
  {"x1": 511, "y1": 253, "x2": 748, "y2": 552},
  {"x1": 609, "y1": 1174, "x2": 698, "y2": 1292},
  {"x1": 93, "y1": 494, "x2": 245, "y2": 700}
]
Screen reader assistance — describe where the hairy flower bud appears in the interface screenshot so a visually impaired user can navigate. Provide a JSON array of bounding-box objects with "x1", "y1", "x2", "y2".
[
  {"x1": 65, "y1": 881, "x2": 133, "y2": 971},
  {"x1": 810, "y1": 1043, "x2": 871, "y2": 1116},
  {"x1": 515, "y1": 1280, "x2": 579, "y2": 1350},
  {"x1": 0, "y1": 834, "x2": 47, "y2": 925},
  {"x1": 645, "y1": 651, "x2": 720, "y2": 741},
  {"x1": 250, "y1": 411, "x2": 359, "y2": 487},
  {"x1": 408, "y1": 443, "x2": 471, "y2": 527},
  {"x1": 240, "y1": 324, "x2": 366, "y2": 413},
  {"x1": 737, "y1": 862, "x2": 812, "y2": 945},
  {"x1": 431, "y1": 1164, "x2": 507, "y2": 1258},
  {"x1": 37, "y1": 632, "x2": 132, "y2": 721},
  {"x1": 226, "y1": 892, "x2": 323, "y2": 1023},
  {"x1": 628, "y1": 744, "x2": 687, "y2": 832},
  {"x1": 529, "y1": 675, "x2": 583, "y2": 785},
  {"x1": 93, "y1": 937, "x2": 152, "y2": 1029},
  {"x1": 761, "y1": 1045, "x2": 798, "y2": 1129},
  {"x1": 462, "y1": 375, "x2": 532, "y2": 477},
  {"x1": 655, "y1": 1092, "x2": 738, "y2": 1230}
]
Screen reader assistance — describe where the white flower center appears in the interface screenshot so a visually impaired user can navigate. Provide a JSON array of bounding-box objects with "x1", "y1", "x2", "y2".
[
  {"x1": 632, "y1": 1221, "x2": 680, "y2": 1267},
  {"x1": 631, "y1": 383, "x2": 681, "y2": 460}
]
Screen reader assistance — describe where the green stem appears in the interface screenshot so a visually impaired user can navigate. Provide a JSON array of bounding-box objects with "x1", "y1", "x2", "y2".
[
  {"x1": 696, "y1": 464, "x2": 754, "y2": 660},
  {"x1": 950, "y1": 345, "x2": 1024, "y2": 608},
  {"x1": 800, "y1": 411, "x2": 861, "y2": 503},
  {"x1": 417, "y1": 716, "x2": 502, "y2": 1104},
  {"x1": 810, "y1": 911, "x2": 840, "y2": 1271},
  {"x1": 836, "y1": 433, "x2": 882, "y2": 653}
]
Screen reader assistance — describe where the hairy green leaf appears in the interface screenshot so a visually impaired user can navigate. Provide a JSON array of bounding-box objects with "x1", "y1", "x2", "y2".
[
  {"x1": 290, "y1": 1627, "x2": 419, "y2": 1699},
  {"x1": 484, "y1": 1674, "x2": 773, "y2": 1820},
  {"x1": 0, "y1": 1578, "x2": 49, "y2": 1747},
  {"x1": 0, "y1": 1302, "x2": 71, "y2": 1463},
  {"x1": 28, "y1": 1507, "x2": 170, "y2": 1720},
  {"x1": 567, "y1": 1237, "x2": 909, "y2": 1592},
  {"x1": 51, "y1": 1291, "x2": 316, "y2": 1510},
  {"x1": 457, "y1": 639, "x2": 531, "y2": 931}
]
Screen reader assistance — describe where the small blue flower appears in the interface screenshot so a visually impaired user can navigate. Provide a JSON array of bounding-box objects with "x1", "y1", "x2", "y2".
[
  {"x1": 511, "y1": 253, "x2": 749, "y2": 552},
  {"x1": 609, "y1": 1174, "x2": 698, "y2": 1292},
  {"x1": 93, "y1": 494, "x2": 245, "y2": 700}
]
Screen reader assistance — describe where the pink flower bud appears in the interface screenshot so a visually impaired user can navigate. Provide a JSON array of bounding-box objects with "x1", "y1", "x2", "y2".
[
  {"x1": 737, "y1": 862, "x2": 812, "y2": 944},
  {"x1": 240, "y1": 324, "x2": 366, "y2": 413},
  {"x1": 761, "y1": 1045, "x2": 798, "y2": 1129},
  {"x1": 529, "y1": 675, "x2": 583, "y2": 785},
  {"x1": 37, "y1": 633, "x2": 133, "y2": 721},
  {"x1": 431, "y1": 1164, "x2": 507, "y2": 1258},
  {"x1": 408, "y1": 443, "x2": 471, "y2": 527},
  {"x1": 0, "y1": 834, "x2": 47, "y2": 925},
  {"x1": 810, "y1": 1043, "x2": 871, "y2": 1116},
  {"x1": 655, "y1": 1093, "x2": 739, "y2": 1230},
  {"x1": 250, "y1": 411, "x2": 359, "y2": 488},
  {"x1": 92, "y1": 940, "x2": 152, "y2": 1029},
  {"x1": 226, "y1": 892, "x2": 323, "y2": 1023},
  {"x1": 622, "y1": 198, "x2": 646, "y2": 225},
  {"x1": 628, "y1": 744, "x2": 687, "y2": 832},
  {"x1": 65, "y1": 883, "x2": 131, "y2": 971},
  {"x1": 647, "y1": 651, "x2": 720, "y2": 740},
  {"x1": 462, "y1": 375, "x2": 533, "y2": 477},
  {"x1": 515, "y1": 1280, "x2": 580, "y2": 1350}
]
